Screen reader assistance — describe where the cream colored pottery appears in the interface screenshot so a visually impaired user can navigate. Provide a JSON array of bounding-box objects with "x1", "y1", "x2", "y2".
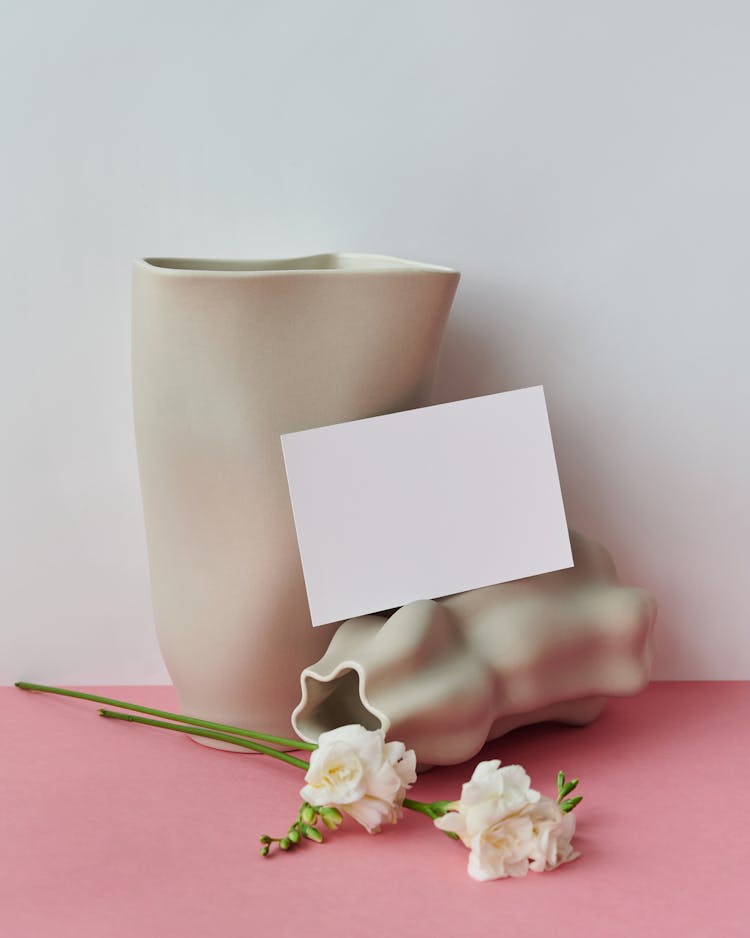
[
  {"x1": 132, "y1": 253, "x2": 460, "y2": 745},
  {"x1": 293, "y1": 531, "x2": 657, "y2": 766}
]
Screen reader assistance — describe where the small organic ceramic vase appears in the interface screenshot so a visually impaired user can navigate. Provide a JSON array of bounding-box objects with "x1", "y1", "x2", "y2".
[
  {"x1": 132, "y1": 253, "x2": 460, "y2": 745},
  {"x1": 292, "y1": 531, "x2": 657, "y2": 766}
]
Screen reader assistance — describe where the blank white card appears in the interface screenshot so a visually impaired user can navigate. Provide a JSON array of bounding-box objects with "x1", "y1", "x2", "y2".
[{"x1": 281, "y1": 386, "x2": 573, "y2": 626}]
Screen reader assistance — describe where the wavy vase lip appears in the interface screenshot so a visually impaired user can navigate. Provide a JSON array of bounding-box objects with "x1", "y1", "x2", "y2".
[
  {"x1": 292, "y1": 660, "x2": 392, "y2": 744},
  {"x1": 134, "y1": 253, "x2": 459, "y2": 276}
]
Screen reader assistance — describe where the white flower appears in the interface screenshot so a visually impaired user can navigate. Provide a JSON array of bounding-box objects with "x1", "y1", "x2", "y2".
[
  {"x1": 435, "y1": 759, "x2": 540, "y2": 843},
  {"x1": 466, "y1": 811, "x2": 538, "y2": 880},
  {"x1": 434, "y1": 760, "x2": 579, "y2": 881},
  {"x1": 300, "y1": 724, "x2": 417, "y2": 834},
  {"x1": 525, "y1": 796, "x2": 579, "y2": 872}
]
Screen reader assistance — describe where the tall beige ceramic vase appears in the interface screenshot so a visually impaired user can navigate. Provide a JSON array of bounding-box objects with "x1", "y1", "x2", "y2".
[{"x1": 132, "y1": 253, "x2": 460, "y2": 745}]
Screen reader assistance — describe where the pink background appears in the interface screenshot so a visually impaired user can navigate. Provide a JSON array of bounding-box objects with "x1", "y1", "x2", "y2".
[{"x1": 3, "y1": 682, "x2": 747, "y2": 937}]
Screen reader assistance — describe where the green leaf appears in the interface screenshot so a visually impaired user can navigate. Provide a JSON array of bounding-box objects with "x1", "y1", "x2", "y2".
[
  {"x1": 558, "y1": 778, "x2": 579, "y2": 800},
  {"x1": 560, "y1": 795, "x2": 583, "y2": 813}
]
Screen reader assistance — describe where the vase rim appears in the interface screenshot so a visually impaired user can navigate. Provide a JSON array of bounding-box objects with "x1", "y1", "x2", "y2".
[{"x1": 134, "y1": 252, "x2": 459, "y2": 276}]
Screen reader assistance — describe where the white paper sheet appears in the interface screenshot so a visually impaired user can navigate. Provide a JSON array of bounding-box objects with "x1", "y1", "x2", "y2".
[{"x1": 281, "y1": 386, "x2": 573, "y2": 626}]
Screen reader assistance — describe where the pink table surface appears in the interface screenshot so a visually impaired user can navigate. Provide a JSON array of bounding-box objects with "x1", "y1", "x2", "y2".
[{"x1": 1, "y1": 682, "x2": 748, "y2": 938}]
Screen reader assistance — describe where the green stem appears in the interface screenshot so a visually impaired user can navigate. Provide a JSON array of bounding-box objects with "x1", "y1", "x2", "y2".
[
  {"x1": 403, "y1": 797, "x2": 453, "y2": 818},
  {"x1": 403, "y1": 798, "x2": 459, "y2": 839},
  {"x1": 15, "y1": 681, "x2": 315, "y2": 751},
  {"x1": 99, "y1": 710, "x2": 310, "y2": 771},
  {"x1": 402, "y1": 797, "x2": 436, "y2": 818}
]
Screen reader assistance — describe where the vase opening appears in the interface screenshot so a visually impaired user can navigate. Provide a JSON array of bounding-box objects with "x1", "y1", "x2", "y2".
[
  {"x1": 140, "y1": 253, "x2": 457, "y2": 274},
  {"x1": 293, "y1": 667, "x2": 386, "y2": 743}
]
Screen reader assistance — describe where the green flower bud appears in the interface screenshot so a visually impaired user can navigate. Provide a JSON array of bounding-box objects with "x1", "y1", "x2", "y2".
[
  {"x1": 259, "y1": 835, "x2": 271, "y2": 845},
  {"x1": 287, "y1": 828, "x2": 301, "y2": 844},
  {"x1": 279, "y1": 838, "x2": 291, "y2": 850},
  {"x1": 301, "y1": 805, "x2": 317, "y2": 824},
  {"x1": 260, "y1": 845, "x2": 270, "y2": 857},
  {"x1": 320, "y1": 806, "x2": 343, "y2": 824},
  {"x1": 301, "y1": 824, "x2": 323, "y2": 843}
]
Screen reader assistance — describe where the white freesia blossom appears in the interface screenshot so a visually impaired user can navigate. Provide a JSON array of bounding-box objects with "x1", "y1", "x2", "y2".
[
  {"x1": 465, "y1": 810, "x2": 538, "y2": 880},
  {"x1": 434, "y1": 760, "x2": 579, "y2": 881},
  {"x1": 525, "y1": 797, "x2": 579, "y2": 872},
  {"x1": 300, "y1": 724, "x2": 417, "y2": 833},
  {"x1": 435, "y1": 759, "x2": 540, "y2": 841}
]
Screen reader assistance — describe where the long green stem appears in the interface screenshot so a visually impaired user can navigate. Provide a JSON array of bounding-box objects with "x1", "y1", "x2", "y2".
[
  {"x1": 15, "y1": 681, "x2": 315, "y2": 751},
  {"x1": 99, "y1": 710, "x2": 310, "y2": 770},
  {"x1": 18, "y1": 681, "x2": 454, "y2": 823}
]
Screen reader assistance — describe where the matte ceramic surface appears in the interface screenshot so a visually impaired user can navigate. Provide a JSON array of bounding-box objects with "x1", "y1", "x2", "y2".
[
  {"x1": 293, "y1": 531, "x2": 657, "y2": 766},
  {"x1": 132, "y1": 253, "x2": 460, "y2": 744}
]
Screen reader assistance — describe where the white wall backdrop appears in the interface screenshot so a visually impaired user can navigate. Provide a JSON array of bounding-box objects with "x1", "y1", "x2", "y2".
[{"x1": 2, "y1": 0, "x2": 748, "y2": 682}]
